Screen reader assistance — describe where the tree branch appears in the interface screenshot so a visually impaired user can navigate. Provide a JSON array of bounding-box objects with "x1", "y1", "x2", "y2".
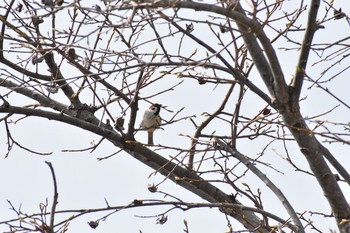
[
  {"x1": 281, "y1": 110, "x2": 350, "y2": 230},
  {"x1": 215, "y1": 138, "x2": 304, "y2": 233},
  {"x1": 0, "y1": 104, "x2": 271, "y2": 232},
  {"x1": 134, "y1": 0, "x2": 289, "y2": 105},
  {"x1": 291, "y1": 0, "x2": 320, "y2": 105},
  {"x1": 45, "y1": 161, "x2": 58, "y2": 233},
  {"x1": 0, "y1": 77, "x2": 68, "y2": 112},
  {"x1": 157, "y1": 11, "x2": 273, "y2": 106},
  {"x1": 188, "y1": 83, "x2": 236, "y2": 170},
  {"x1": 2, "y1": 200, "x2": 297, "y2": 232}
]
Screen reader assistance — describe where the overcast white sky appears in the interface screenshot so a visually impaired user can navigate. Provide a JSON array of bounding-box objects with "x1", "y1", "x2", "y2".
[{"x1": 1, "y1": 0, "x2": 350, "y2": 232}]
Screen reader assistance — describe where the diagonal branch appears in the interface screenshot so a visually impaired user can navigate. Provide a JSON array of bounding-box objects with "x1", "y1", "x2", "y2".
[
  {"x1": 188, "y1": 83, "x2": 236, "y2": 170},
  {"x1": 291, "y1": 0, "x2": 320, "y2": 105},
  {"x1": 0, "y1": 104, "x2": 271, "y2": 232},
  {"x1": 215, "y1": 138, "x2": 304, "y2": 233},
  {"x1": 319, "y1": 143, "x2": 350, "y2": 186},
  {"x1": 157, "y1": 11, "x2": 273, "y2": 106},
  {"x1": 131, "y1": 0, "x2": 289, "y2": 105},
  {"x1": 0, "y1": 77, "x2": 68, "y2": 112},
  {"x1": 0, "y1": 3, "x2": 52, "y2": 82},
  {"x1": 232, "y1": 2, "x2": 289, "y2": 106},
  {"x1": 281, "y1": 109, "x2": 350, "y2": 230},
  {"x1": 0, "y1": 4, "x2": 81, "y2": 107}
]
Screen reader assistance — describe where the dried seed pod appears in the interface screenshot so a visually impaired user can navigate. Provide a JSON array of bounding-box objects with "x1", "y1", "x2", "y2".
[
  {"x1": 197, "y1": 76, "x2": 207, "y2": 85},
  {"x1": 133, "y1": 199, "x2": 143, "y2": 206},
  {"x1": 93, "y1": 4, "x2": 102, "y2": 12},
  {"x1": 147, "y1": 184, "x2": 158, "y2": 193},
  {"x1": 156, "y1": 215, "x2": 168, "y2": 225},
  {"x1": 88, "y1": 221, "x2": 99, "y2": 229},
  {"x1": 55, "y1": 0, "x2": 64, "y2": 6},
  {"x1": 186, "y1": 23, "x2": 194, "y2": 33},
  {"x1": 220, "y1": 24, "x2": 230, "y2": 33},
  {"x1": 262, "y1": 108, "x2": 271, "y2": 116},
  {"x1": 42, "y1": 0, "x2": 54, "y2": 6},
  {"x1": 65, "y1": 47, "x2": 78, "y2": 60},
  {"x1": 31, "y1": 54, "x2": 44, "y2": 64},
  {"x1": 15, "y1": 3, "x2": 23, "y2": 12},
  {"x1": 31, "y1": 15, "x2": 44, "y2": 26},
  {"x1": 46, "y1": 85, "x2": 59, "y2": 94},
  {"x1": 334, "y1": 8, "x2": 346, "y2": 20},
  {"x1": 114, "y1": 116, "x2": 125, "y2": 131}
]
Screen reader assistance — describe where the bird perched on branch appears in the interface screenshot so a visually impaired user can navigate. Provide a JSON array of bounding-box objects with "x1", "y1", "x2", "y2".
[{"x1": 140, "y1": 103, "x2": 162, "y2": 145}]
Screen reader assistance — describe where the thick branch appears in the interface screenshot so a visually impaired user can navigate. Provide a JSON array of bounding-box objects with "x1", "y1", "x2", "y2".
[
  {"x1": 281, "y1": 110, "x2": 350, "y2": 231},
  {"x1": 132, "y1": 0, "x2": 289, "y2": 105},
  {"x1": 319, "y1": 144, "x2": 350, "y2": 186},
  {"x1": 0, "y1": 5, "x2": 81, "y2": 107},
  {"x1": 157, "y1": 11, "x2": 273, "y2": 106},
  {"x1": 232, "y1": 3, "x2": 289, "y2": 105},
  {"x1": 0, "y1": 105, "x2": 270, "y2": 232},
  {"x1": 0, "y1": 77, "x2": 69, "y2": 112}
]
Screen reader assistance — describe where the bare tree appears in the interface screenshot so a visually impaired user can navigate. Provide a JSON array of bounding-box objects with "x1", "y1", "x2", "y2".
[{"x1": 1, "y1": 0, "x2": 350, "y2": 232}]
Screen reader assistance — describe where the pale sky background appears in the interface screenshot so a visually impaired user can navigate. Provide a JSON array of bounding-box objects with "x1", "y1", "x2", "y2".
[{"x1": 1, "y1": 0, "x2": 349, "y2": 232}]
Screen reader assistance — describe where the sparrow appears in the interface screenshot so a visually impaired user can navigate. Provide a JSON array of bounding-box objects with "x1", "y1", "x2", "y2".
[{"x1": 140, "y1": 103, "x2": 162, "y2": 145}]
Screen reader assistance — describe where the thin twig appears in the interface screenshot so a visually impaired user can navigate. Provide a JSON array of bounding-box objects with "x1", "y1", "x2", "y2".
[
  {"x1": 45, "y1": 161, "x2": 59, "y2": 233},
  {"x1": 215, "y1": 138, "x2": 304, "y2": 233}
]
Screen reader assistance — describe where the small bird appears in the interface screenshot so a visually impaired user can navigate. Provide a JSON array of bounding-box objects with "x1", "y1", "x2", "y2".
[{"x1": 140, "y1": 103, "x2": 162, "y2": 145}]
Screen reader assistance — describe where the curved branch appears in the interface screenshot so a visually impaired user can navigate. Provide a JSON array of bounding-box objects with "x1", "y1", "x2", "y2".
[
  {"x1": 281, "y1": 110, "x2": 350, "y2": 230},
  {"x1": 0, "y1": 77, "x2": 69, "y2": 112},
  {"x1": 0, "y1": 4, "x2": 82, "y2": 107},
  {"x1": 215, "y1": 138, "x2": 304, "y2": 233},
  {"x1": 2, "y1": 200, "x2": 298, "y2": 232},
  {"x1": 0, "y1": 104, "x2": 271, "y2": 232},
  {"x1": 157, "y1": 11, "x2": 273, "y2": 106},
  {"x1": 0, "y1": 4, "x2": 52, "y2": 82},
  {"x1": 133, "y1": 0, "x2": 289, "y2": 105},
  {"x1": 230, "y1": 2, "x2": 289, "y2": 105},
  {"x1": 54, "y1": 48, "x2": 132, "y2": 105},
  {"x1": 188, "y1": 83, "x2": 236, "y2": 170}
]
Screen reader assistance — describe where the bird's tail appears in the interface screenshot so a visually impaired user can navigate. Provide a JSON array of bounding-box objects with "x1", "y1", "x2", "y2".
[{"x1": 147, "y1": 130, "x2": 154, "y2": 145}]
